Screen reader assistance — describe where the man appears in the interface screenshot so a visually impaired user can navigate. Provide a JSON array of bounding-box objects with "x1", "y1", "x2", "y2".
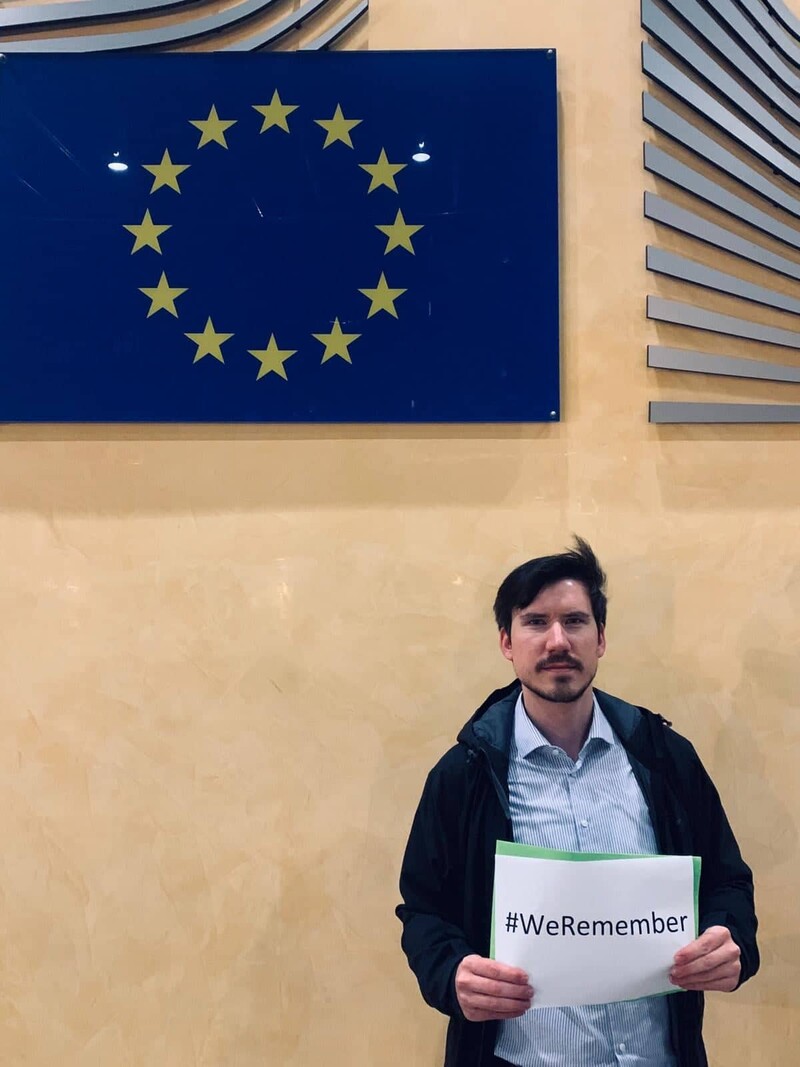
[{"x1": 397, "y1": 537, "x2": 758, "y2": 1067}]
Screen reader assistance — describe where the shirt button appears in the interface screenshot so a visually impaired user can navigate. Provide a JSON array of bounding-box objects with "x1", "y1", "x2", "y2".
[
  {"x1": 575, "y1": 759, "x2": 582, "y2": 768},
  {"x1": 618, "y1": 1043, "x2": 626, "y2": 1053},
  {"x1": 580, "y1": 819, "x2": 589, "y2": 828}
]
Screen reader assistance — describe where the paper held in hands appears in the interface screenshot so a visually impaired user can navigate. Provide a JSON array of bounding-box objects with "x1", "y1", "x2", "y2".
[{"x1": 491, "y1": 842, "x2": 701, "y2": 1008}]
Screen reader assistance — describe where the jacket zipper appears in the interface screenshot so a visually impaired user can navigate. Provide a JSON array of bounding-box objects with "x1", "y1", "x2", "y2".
[{"x1": 475, "y1": 744, "x2": 511, "y2": 821}]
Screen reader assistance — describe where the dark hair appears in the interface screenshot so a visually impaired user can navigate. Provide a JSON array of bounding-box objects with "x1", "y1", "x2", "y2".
[{"x1": 493, "y1": 536, "x2": 608, "y2": 633}]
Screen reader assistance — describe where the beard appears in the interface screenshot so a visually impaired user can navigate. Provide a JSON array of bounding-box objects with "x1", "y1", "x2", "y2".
[{"x1": 523, "y1": 661, "x2": 598, "y2": 705}]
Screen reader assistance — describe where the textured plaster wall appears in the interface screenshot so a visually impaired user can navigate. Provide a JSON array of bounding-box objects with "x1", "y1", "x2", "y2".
[{"x1": 0, "y1": 1, "x2": 797, "y2": 1064}]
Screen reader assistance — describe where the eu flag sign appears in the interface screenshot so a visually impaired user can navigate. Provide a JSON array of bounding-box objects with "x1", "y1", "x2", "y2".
[{"x1": 0, "y1": 51, "x2": 559, "y2": 422}]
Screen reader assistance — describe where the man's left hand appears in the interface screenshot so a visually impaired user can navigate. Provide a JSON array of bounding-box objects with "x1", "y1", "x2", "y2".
[{"x1": 670, "y1": 925, "x2": 741, "y2": 992}]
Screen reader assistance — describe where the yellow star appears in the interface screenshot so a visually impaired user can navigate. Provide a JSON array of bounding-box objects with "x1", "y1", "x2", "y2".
[
  {"x1": 358, "y1": 273, "x2": 407, "y2": 319},
  {"x1": 142, "y1": 149, "x2": 190, "y2": 194},
  {"x1": 253, "y1": 90, "x2": 299, "y2": 133},
  {"x1": 138, "y1": 272, "x2": 188, "y2": 318},
  {"x1": 376, "y1": 209, "x2": 424, "y2": 255},
  {"x1": 184, "y1": 318, "x2": 233, "y2": 364},
  {"x1": 314, "y1": 104, "x2": 363, "y2": 149},
  {"x1": 312, "y1": 319, "x2": 362, "y2": 365},
  {"x1": 359, "y1": 148, "x2": 407, "y2": 193},
  {"x1": 189, "y1": 105, "x2": 237, "y2": 149},
  {"x1": 123, "y1": 209, "x2": 171, "y2": 255},
  {"x1": 248, "y1": 335, "x2": 298, "y2": 381}
]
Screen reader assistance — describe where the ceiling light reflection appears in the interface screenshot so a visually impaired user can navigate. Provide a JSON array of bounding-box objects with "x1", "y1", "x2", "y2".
[{"x1": 412, "y1": 141, "x2": 431, "y2": 163}]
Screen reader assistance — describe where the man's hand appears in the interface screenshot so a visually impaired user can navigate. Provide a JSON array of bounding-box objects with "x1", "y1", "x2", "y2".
[
  {"x1": 670, "y1": 925, "x2": 741, "y2": 992},
  {"x1": 455, "y1": 954, "x2": 533, "y2": 1021}
]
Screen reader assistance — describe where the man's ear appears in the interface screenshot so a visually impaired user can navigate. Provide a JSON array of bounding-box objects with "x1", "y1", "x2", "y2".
[
  {"x1": 499, "y1": 628, "x2": 514, "y2": 662},
  {"x1": 597, "y1": 624, "x2": 606, "y2": 658}
]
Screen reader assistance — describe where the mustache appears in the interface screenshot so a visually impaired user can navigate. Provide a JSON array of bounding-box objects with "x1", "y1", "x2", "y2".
[{"x1": 537, "y1": 655, "x2": 582, "y2": 670}]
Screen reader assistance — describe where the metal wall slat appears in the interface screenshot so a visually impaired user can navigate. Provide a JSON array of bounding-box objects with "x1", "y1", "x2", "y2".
[
  {"x1": 642, "y1": 91, "x2": 800, "y2": 206},
  {"x1": 643, "y1": 1, "x2": 800, "y2": 423},
  {"x1": 0, "y1": 0, "x2": 195, "y2": 31},
  {"x1": 650, "y1": 400, "x2": 800, "y2": 422},
  {"x1": 648, "y1": 344, "x2": 800, "y2": 382},
  {"x1": 300, "y1": 0, "x2": 367, "y2": 49},
  {"x1": 647, "y1": 294, "x2": 800, "y2": 347},
  {"x1": 647, "y1": 245, "x2": 800, "y2": 312},
  {"x1": 644, "y1": 193, "x2": 800, "y2": 280},
  {"x1": 0, "y1": 0, "x2": 336, "y2": 51},
  {"x1": 650, "y1": 0, "x2": 800, "y2": 126},
  {"x1": 703, "y1": 0, "x2": 800, "y2": 97},
  {"x1": 223, "y1": 0, "x2": 335, "y2": 50},
  {"x1": 642, "y1": 49, "x2": 800, "y2": 184},
  {"x1": 754, "y1": 0, "x2": 800, "y2": 49},
  {"x1": 644, "y1": 143, "x2": 800, "y2": 249}
]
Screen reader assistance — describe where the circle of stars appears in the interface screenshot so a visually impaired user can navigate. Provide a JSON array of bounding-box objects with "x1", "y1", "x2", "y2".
[{"x1": 126, "y1": 92, "x2": 425, "y2": 383}]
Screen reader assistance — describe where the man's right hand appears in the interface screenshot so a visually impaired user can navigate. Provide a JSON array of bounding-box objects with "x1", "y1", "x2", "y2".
[{"x1": 455, "y1": 954, "x2": 534, "y2": 1021}]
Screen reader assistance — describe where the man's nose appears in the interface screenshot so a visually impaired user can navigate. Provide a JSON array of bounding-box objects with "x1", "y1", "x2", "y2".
[{"x1": 545, "y1": 622, "x2": 570, "y2": 651}]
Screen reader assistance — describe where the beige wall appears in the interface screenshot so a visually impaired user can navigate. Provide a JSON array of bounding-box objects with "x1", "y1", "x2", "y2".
[{"x1": 1, "y1": 1, "x2": 798, "y2": 1064}]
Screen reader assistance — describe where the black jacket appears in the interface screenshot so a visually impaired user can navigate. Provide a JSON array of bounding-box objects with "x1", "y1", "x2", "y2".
[{"x1": 397, "y1": 682, "x2": 759, "y2": 1067}]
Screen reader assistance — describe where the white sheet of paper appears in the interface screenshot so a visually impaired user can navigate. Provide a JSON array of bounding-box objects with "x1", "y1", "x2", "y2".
[{"x1": 492, "y1": 843, "x2": 699, "y2": 1008}]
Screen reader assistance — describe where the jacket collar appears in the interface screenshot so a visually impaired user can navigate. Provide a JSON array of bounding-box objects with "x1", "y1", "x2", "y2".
[
  {"x1": 457, "y1": 681, "x2": 672, "y2": 855},
  {"x1": 458, "y1": 681, "x2": 647, "y2": 763},
  {"x1": 457, "y1": 680, "x2": 518, "y2": 758}
]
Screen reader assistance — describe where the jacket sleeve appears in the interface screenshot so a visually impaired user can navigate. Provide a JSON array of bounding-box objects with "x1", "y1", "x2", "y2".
[
  {"x1": 396, "y1": 752, "x2": 475, "y2": 1018},
  {"x1": 685, "y1": 744, "x2": 760, "y2": 986}
]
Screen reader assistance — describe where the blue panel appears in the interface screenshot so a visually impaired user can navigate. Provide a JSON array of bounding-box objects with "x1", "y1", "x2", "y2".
[{"x1": 0, "y1": 51, "x2": 560, "y2": 422}]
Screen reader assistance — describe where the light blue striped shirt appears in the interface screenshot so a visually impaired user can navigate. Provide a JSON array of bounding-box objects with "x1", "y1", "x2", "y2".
[{"x1": 495, "y1": 693, "x2": 678, "y2": 1067}]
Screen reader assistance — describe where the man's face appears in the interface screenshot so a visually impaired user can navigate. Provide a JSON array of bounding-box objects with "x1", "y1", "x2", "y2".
[{"x1": 499, "y1": 579, "x2": 606, "y2": 705}]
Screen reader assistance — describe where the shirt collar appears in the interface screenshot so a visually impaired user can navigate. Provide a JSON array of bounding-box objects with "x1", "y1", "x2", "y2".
[{"x1": 513, "y1": 690, "x2": 616, "y2": 759}]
